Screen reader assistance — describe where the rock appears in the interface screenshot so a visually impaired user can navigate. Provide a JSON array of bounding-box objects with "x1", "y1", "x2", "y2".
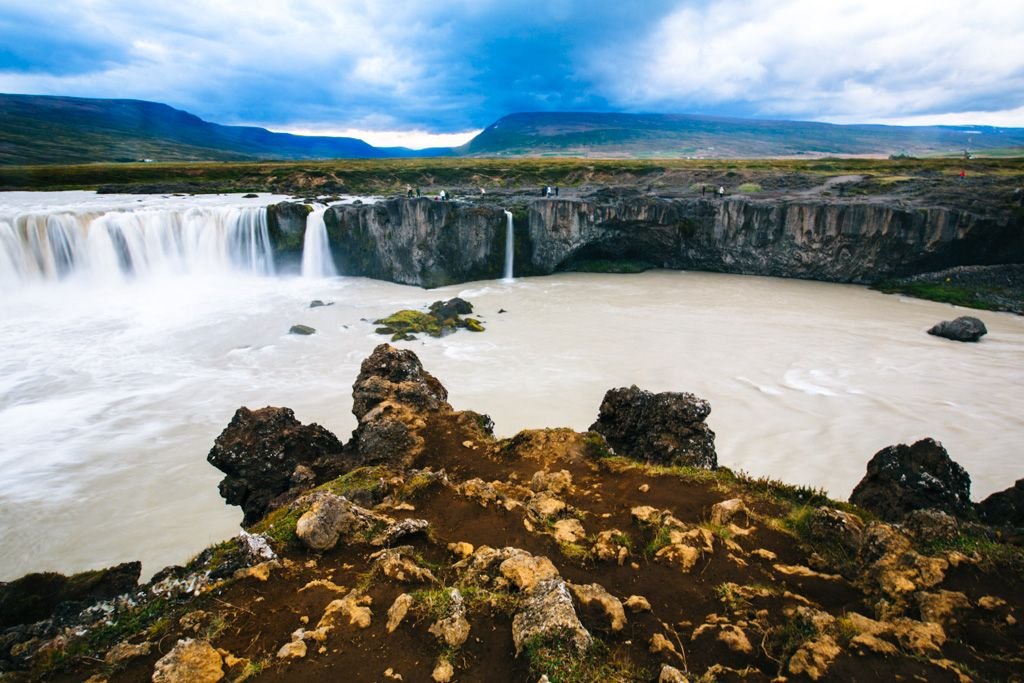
[
  {"x1": 266, "y1": 201, "x2": 313, "y2": 262},
  {"x1": 386, "y1": 594, "x2": 413, "y2": 633},
  {"x1": 806, "y1": 506, "x2": 865, "y2": 554},
  {"x1": 889, "y1": 617, "x2": 946, "y2": 655},
  {"x1": 511, "y1": 579, "x2": 592, "y2": 655},
  {"x1": 659, "y1": 664, "x2": 688, "y2": 682},
  {"x1": 289, "y1": 324, "x2": 316, "y2": 335},
  {"x1": 105, "y1": 640, "x2": 153, "y2": 664},
  {"x1": 428, "y1": 297, "x2": 473, "y2": 319},
  {"x1": 976, "y1": 478, "x2": 1024, "y2": 526},
  {"x1": 348, "y1": 344, "x2": 450, "y2": 466},
  {"x1": 528, "y1": 492, "x2": 567, "y2": 519},
  {"x1": 152, "y1": 639, "x2": 224, "y2": 683},
  {"x1": 591, "y1": 529, "x2": 630, "y2": 564},
  {"x1": 431, "y1": 658, "x2": 454, "y2": 683},
  {"x1": 447, "y1": 542, "x2": 474, "y2": 558},
  {"x1": 276, "y1": 639, "x2": 307, "y2": 659},
  {"x1": 370, "y1": 518, "x2": 430, "y2": 547},
  {"x1": 530, "y1": 469, "x2": 573, "y2": 495},
  {"x1": 709, "y1": 498, "x2": 748, "y2": 527},
  {"x1": 716, "y1": 624, "x2": 753, "y2": 654},
  {"x1": 427, "y1": 589, "x2": 471, "y2": 648},
  {"x1": 207, "y1": 406, "x2": 343, "y2": 526},
  {"x1": 589, "y1": 385, "x2": 717, "y2": 468},
  {"x1": 568, "y1": 582, "x2": 627, "y2": 631},
  {"x1": 649, "y1": 633, "x2": 679, "y2": 656},
  {"x1": 904, "y1": 509, "x2": 960, "y2": 544},
  {"x1": 371, "y1": 547, "x2": 437, "y2": 584},
  {"x1": 309, "y1": 300, "x2": 333, "y2": 308},
  {"x1": 655, "y1": 543, "x2": 702, "y2": 573},
  {"x1": 624, "y1": 595, "x2": 651, "y2": 612},
  {"x1": 916, "y1": 590, "x2": 971, "y2": 626},
  {"x1": 295, "y1": 494, "x2": 358, "y2": 551},
  {"x1": 552, "y1": 519, "x2": 586, "y2": 544},
  {"x1": 927, "y1": 316, "x2": 987, "y2": 342},
  {"x1": 787, "y1": 635, "x2": 841, "y2": 681},
  {"x1": 317, "y1": 591, "x2": 373, "y2": 631},
  {"x1": 0, "y1": 561, "x2": 141, "y2": 629},
  {"x1": 849, "y1": 438, "x2": 972, "y2": 522},
  {"x1": 499, "y1": 553, "x2": 559, "y2": 592}
]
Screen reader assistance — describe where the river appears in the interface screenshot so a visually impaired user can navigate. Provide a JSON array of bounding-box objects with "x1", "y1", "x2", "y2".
[{"x1": 1, "y1": 192, "x2": 1022, "y2": 581}]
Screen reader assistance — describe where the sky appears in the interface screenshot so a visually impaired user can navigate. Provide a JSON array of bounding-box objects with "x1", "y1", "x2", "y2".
[{"x1": 1, "y1": 0, "x2": 1022, "y2": 148}]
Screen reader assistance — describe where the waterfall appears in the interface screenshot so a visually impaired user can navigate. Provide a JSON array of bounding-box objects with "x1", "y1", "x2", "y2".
[
  {"x1": 503, "y1": 210, "x2": 514, "y2": 281},
  {"x1": 0, "y1": 205, "x2": 275, "y2": 286},
  {"x1": 300, "y1": 207, "x2": 338, "y2": 278}
]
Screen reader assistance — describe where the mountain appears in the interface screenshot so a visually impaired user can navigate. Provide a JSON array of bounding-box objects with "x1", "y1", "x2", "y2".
[
  {"x1": 459, "y1": 111, "x2": 1024, "y2": 158},
  {"x1": 0, "y1": 94, "x2": 452, "y2": 165}
]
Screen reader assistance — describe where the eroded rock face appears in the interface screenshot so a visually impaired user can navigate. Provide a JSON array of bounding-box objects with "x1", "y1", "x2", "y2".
[
  {"x1": 589, "y1": 385, "x2": 716, "y2": 468},
  {"x1": 849, "y1": 438, "x2": 972, "y2": 523},
  {"x1": 152, "y1": 638, "x2": 224, "y2": 683},
  {"x1": 207, "y1": 407, "x2": 344, "y2": 526},
  {"x1": 927, "y1": 316, "x2": 988, "y2": 342},
  {"x1": 511, "y1": 579, "x2": 592, "y2": 655},
  {"x1": 0, "y1": 562, "x2": 141, "y2": 629}
]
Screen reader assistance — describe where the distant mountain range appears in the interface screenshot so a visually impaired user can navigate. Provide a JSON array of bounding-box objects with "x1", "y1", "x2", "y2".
[{"x1": 2, "y1": 94, "x2": 1023, "y2": 165}]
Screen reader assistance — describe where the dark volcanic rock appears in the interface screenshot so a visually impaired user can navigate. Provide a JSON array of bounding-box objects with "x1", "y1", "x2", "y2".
[
  {"x1": 977, "y1": 478, "x2": 1024, "y2": 527},
  {"x1": 0, "y1": 561, "x2": 141, "y2": 629},
  {"x1": 589, "y1": 385, "x2": 717, "y2": 468},
  {"x1": 208, "y1": 407, "x2": 344, "y2": 525},
  {"x1": 849, "y1": 438, "x2": 972, "y2": 523},
  {"x1": 927, "y1": 316, "x2": 988, "y2": 342},
  {"x1": 266, "y1": 201, "x2": 313, "y2": 270},
  {"x1": 289, "y1": 324, "x2": 316, "y2": 335},
  {"x1": 348, "y1": 344, "x2": 451, "y2": 466},
  {"x1": 428, "y1": 297, "x2": 473, "y2": 319}
]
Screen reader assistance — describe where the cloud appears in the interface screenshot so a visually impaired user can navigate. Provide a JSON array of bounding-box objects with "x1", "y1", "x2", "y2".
[
  {"x1": 586, "y1": 0, "x2": 1024, "y2": 124},
  {"x1": 0, "y1": 0, "x2": 1021, "y2": 133}
]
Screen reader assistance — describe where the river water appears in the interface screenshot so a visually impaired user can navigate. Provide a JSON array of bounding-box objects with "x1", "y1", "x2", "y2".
[{"x1": 2, "y1": 192, "x2": 1023, "y2": 581}]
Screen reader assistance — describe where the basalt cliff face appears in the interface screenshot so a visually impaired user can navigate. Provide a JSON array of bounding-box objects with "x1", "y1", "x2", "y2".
[{"x1": 276, "y1": 194, "x2": 1024, "y2": 288}]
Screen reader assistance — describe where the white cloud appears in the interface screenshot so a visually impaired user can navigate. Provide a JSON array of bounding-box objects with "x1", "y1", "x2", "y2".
[{"x1": 588, "y1": 0, "x2": 1024, "y2": 124}]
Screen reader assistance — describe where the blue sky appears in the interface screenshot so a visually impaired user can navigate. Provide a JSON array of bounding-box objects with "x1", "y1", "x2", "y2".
[{"x1": 1, "y1": 0, "x2": 1022, "y2": 148}]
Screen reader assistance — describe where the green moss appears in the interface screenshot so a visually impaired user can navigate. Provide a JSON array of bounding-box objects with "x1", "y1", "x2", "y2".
[
  {"x1": 319, "y1": 465, "x2": 394, "y2": 499},
  {"x1": 644, "y1": 525, "x2": 674, "y2": 558},
  {"x1": 374, "y1": 309, "x2": 443, "y2": 336},
  {"x1": 463, "y1": 317, "x2": 485, "y2": 332},
  {"x1": 873, "y1": 279, "x2": 1012, "y2": 312},
  {"x1": 523, "y1": 629, "x2": 651, "y2": 683},
  {"x1": 737, "y1": 182, "x2": 762, "y2": 193},
  {"x1": 766, "y1": 611, "x2": 820, "y2": 674}
]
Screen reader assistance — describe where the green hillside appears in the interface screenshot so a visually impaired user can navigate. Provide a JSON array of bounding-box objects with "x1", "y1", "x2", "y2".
[
  {"x1": 459, "y1": 112, "x2": 1024, "y2": 158},
  {"x1": 0, "y1": 94, "x2": 450, "y2": 165}
]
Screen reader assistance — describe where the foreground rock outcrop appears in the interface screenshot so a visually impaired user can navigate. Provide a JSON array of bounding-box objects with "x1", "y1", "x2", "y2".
[{"x1": 3, "y1": 345, "x2": 1022, "y2": 683}]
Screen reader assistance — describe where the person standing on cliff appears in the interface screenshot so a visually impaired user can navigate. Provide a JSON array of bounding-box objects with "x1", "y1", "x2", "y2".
[
  {"x1": 701, "y1": 184, "x2": 706, "y2": 196},
  {"x1": 554, "y1": 186, "x2": 559, "y2": 197},
  {"x1": 717, "y1": 186, "x2": 725, "y2": 199}
]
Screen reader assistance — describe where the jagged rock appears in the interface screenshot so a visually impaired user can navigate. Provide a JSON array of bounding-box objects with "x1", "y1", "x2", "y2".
[
  {"x1": 276, "y1": 639, "x2": 307, "y2": 659},
  {"x1": 0, "y1": 561, "x2": 141, "y2": 629},
  {"x1": 709, "y1": 498, "x2": 748, "y2": 527},
  {"x1": 904, "y1": 509, "x2": 960, "y2": 544},
  {"x1": 849, "y1": 438, "x2": 972, "y2": 522},
  {"x1": 630, "y1": 505, "x2": 665, "y2": 525},
  {"x1": 309, "y1": 300, "x2": 333, "y2": 308},
  {"x1": 428, "y1": 297, "x2": 473, "y2": 319},
  {"x1": 916, "y1": 590, "x2": 971, "y2": 627},
  {"x1": 977, "y1": 478, "x2": 1024, "y2": 526},
  {"x1": 807, "y1": 507, "x2": 865, "y2": 554},
  {"x1": 625, "y1": 595, "x2": 651, "y2": 612},
  {"x1": 317, "y1": 591, "x2": 373, "y2": 631},
  {"x1": 511, "y1": 579, "x2": 592, "y2": 655},
  {"x1": 295, "y1": 494, "x2": 359, "y2": 551},
  {"x1": 552, "y1": 518, "x2": 586, "y2": 544},
  {"x1": 787, "y1": 635, "x2": 840, "y2": 681},
  {"x1": 386, "y1": 593, "x2": 413, "y2": 633},
  {"x1": 431, "y1": 658, "x2": 454, "y2": 683},
  {"x1": 232, "y1": 560, "x2": 279, "y2": 582},
  {"x1": 659, "y1": 664, "x2": 688, "y2": 682},
  {"x1": 447, "y1": 542, "x2": 474, "y2": 558},
  {"x1": 591, "y1": 529, "x2": 630, "y2": 564},
  {"x1": 649, "y1": 633, "x2": 680, "y2": 656},
  {"x1": 927, "y1": 316, "x2": 987, "y2": 342},
  {"x1": 527, "y1": 492, "x2": 567, "y2": 519},
  {"x1": 289, "y1": 324, "x2": 316, "y2": 335},
  {"x1": 348, "y1": 344, "x2": 450, "y2": 466},
  {"x1": 499, "y1": 553, "x2": 559, "y2": 592},
  {"x1": 568, "y1": 582, "x2": 626, "y2": 632},
  {"x1": 889, "y1": 617, "x2": 946, "y2": 655},
  {"x1": 530, "y1": 469, "x2": 573, "y2": 494},
  {"x1": 152, "y1": 639, "x2": 224, "y2": 683},
  {"x1": 371, "y1": 518, "x2": 430, "y2": 547},
  {"x1": 371, "y1": 547, "x2": 437, "y2": 584},
  {"x1": 715, "y1": 624, "x2": 753, "y2": 654},
  {"x1": 589, "y1": 385, "x2": 717, "y2": 468},
  {"x1": 427, "y1": 589, "x2": 471, "y2": 648},
  {"x1": 104, "y1": 641, "x2": 152, "y2": 664},
  {"x1": 655, "y1": 543, "x2": 702, "y2": 573},
  {"x1": 207, "y1": 406, "x2": 343, "y2": 526}
]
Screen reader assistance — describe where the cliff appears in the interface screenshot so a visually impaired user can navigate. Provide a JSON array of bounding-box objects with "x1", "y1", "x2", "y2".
[{"x1": 272, "y1": 194, "x2": 1024, "y2": 288}]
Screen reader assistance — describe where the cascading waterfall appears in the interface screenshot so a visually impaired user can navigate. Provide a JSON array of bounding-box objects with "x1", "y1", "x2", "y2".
[
  {"x1": 300, "y1": 206, "x2": 338, "y2": 278},
  {"x1": 0, "y1": 205, "x2": 275, "y2": 285},
  {"x1": 503, "y1": 210, "x2": 514, "y2": 281}
]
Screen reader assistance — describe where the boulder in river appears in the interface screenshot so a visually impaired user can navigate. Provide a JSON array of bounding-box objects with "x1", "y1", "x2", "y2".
[
  {"x1": 927, "y1": 316, "x2": 987, "y2": 342},
  {"x1": 849, "y1": 438, "x2": 972, "y2": 523},
  {"x1": 589, "y1": 385, "x2": 717, "y2": 469},
  {"x1": 289, "y1": 324, "x2": 316, "y2": 335}
]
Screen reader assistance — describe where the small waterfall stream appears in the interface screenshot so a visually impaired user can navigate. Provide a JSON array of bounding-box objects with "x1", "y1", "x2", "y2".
[
  {"x1": 503, "y1": 210, "x2": 514, "y2": 281},
  {"x1": 300, "y1": 207, "x2": 338, "y2": 278}
]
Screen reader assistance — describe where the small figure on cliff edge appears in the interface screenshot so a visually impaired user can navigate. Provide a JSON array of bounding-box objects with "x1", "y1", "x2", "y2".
[
  {"x1": 554, "y1": 186, "x2": 559, "y2": 197},
  {"x1": 717, "y1": 185, "x2": 725, "y2": 199},
  {"x1": 959, "y1": 169, "x2": 966, "y2": 181},
  {"x1": 406, "y1": 184, "x2": 413, "y2": 197},
  {"x1": 701, "y1": 184, "x2": 706, "y2": 197}
]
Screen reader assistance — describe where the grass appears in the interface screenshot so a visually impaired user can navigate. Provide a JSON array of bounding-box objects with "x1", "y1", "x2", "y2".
[
  {"x1": 737, "y1": 182, "x2": 762, "y2": 193},
  {"x1": 522, "y1": 628, "x2": 652, "y2": 683},
  {"x1": 872, "y1": 278, "x2": 1016, "y2": 312}
]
